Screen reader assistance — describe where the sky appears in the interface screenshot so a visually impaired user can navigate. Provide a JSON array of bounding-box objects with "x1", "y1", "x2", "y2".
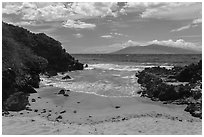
[{"x1": 2, "y1": 2, "x2": 202, "y2": 53}]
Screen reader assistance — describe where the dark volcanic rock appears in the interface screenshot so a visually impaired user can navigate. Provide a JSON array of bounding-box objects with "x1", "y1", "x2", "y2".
[
  {"x1": 176, "y1": 60, "x2": 202, "y2": 83},
  {"x1": 58, "y1": 89, "x2": 70, "y2": 97},
  {"x1": 136, "y1": 60, "x2": 202, "y2": 118},
  {"x1": 62, "y1": 75, "x2": 71, "y2": 80},
  {"x1": 73, "y1": 110, "x2": 77, "y2": 113},
  {"x1": 115, "y1": 106, "x2": 120, "y2": 109},
  {"x1": 64, "y1": 94, "x2": 69, "y2": 97},
  {"x1": 84, "y1": 64, "x2": 88, "y2": 68},
  {"x1": 4, "y1": 92, "x2": 29, "y2": 111},
  {"x1": 60, "y1": 110, "x2": 66, "y2": 114},
  {"x1": 58, "y1": 89, "x2": 66, "y2": 95},
  {"x1": 185, "y1": 103, "x2": 202, "y2": 119},
  {"x1": 34, "y1": 109, "x2": 38, "y2": 112},
  {"x1": 56, "y1": 115, "x2": 63, "y2": 121}
]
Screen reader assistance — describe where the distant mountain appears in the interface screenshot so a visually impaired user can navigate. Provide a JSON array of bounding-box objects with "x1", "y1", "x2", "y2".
[{"x1": 111, "y1": 44, "x2": 201, "y2": 54}]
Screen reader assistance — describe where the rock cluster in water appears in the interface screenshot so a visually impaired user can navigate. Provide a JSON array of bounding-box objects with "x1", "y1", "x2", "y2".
[
  {"x1": 2, "y1": 22, "x2": 84, "y2": 112},
  {"x1": 136, "y1": 60, "x2": 202, "y2": 119}
]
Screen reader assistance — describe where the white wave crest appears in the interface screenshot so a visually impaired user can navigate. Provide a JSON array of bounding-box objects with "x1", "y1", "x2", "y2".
[
  {"x1": 85, "y1": 64, "x2": 143, "y2": 71},
  {"x1": 85, "y1": 63, "x2": 174, "y2": 71}
]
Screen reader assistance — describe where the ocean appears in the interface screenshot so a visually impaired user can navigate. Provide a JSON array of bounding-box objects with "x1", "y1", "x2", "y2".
[{"x1": 41, "y1": 54, "x2": 202, "y2": 97}]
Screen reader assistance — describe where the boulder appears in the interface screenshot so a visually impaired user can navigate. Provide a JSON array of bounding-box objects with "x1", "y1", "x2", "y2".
[
  {"x1": 64, "y1": 94, "x2": 69, "y2": 97},
  {"x1": 58, "y1": 89, "x2": 66, "y2": 95},
  {"x1": 60, "y1": 110, "x2": 66, "y2": 114},
  {"x1": 58, "y1": 89, "x2": 70, "y2": 96},
  {"x1": 62, "y1": 75, "x2": 71, "y2": 80},
  {"x1": 4, "y1": 92, "x2": 29, "y2": 111},
  {"x1": 84, "y1": 64, "x2": 88, "y2": 68}
]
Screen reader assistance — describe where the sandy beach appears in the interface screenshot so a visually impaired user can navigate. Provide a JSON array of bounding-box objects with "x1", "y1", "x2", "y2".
[{"x1": 2, "y1": 86, "x2": 202, "y2": 135}]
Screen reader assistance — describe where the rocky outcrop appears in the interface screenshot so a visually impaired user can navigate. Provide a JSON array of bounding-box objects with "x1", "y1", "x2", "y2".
[
  {"x1": 4, "y1": 92, "x2": 29, "y2": 111},
  {"x1": 2, "y1": 22, "x2": 84, "y2": 112},
  {"x1": 136, "y1": 60, "x2": 202, "y2": 119},
  {"x1": 176, "y1": 60, "x2": 202, "y2": 83}
]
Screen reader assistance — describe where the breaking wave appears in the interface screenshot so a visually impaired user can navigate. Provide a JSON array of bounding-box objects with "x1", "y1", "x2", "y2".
[{"x1": 84, "y1": 63, "x2": 174, "y2": 71}]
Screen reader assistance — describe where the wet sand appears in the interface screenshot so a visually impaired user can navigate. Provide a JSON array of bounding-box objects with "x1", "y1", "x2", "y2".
[{"x1": 2, "y1": 86, "x2": 202, "y2": 135}]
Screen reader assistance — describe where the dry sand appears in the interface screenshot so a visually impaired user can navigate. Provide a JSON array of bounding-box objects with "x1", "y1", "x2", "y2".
[{"x1": 2, "y1": 86, "x2": 202, "y2": 135}]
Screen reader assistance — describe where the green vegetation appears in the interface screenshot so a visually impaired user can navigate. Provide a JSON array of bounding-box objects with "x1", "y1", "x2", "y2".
[{"x1": 2, "y1": 22, "x2": 83, "y2": 111}]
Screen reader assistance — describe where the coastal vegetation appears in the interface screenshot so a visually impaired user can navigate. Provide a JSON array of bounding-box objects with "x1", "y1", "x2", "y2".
[{"x1": 2, "y1": 22, "x2": 83, "y2": 111}]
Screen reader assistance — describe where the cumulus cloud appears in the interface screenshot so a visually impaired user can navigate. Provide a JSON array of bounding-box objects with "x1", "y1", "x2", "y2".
[
  {"x1": 171, "y1": 18, "x2": 202, "y2": 32},
  {"x1": 88, "y1": 39, "x2": 201, "y2": 53},
  {"x1": 2, "y1": 2, "x2": 125, "y2": 29},
  {"x1": 109, "y1": 32, "x2": 128, "y2": 37},
  {"x1": 2, "y1": 2, "x2": 121, "y2": 21},
  {"x1": 148, "y1": 39, "x2": 201, "y2": 51},
  {"x1": 101, "y1": 32, "x2": 128, "y2": 39},
  {"x1": 3, "y1": 2, "x2": 201, "y2": 21},
  {"x1": 62, "y1": 19, "x2": 96, "y2": 29},
  {"x1": 70, "y1": 2, "x2": 119, "y2": 18},
  {"x1": 101, "y1": 35, "x2": 113, "y2": 38},
  {"x1": 112, "y1": 39, "x2": 200, "y2": 51},
  {"x1": 2, "y1": 2, "x2": 22, "y2": 14},
  {"x1": 14, "y1": 21, "x2": 37, "y2": 26},
  {"x1": 123, "y1": 40, "x2": 144, "y2": 47},
  {"x1": 73, "y1": 33, "x2": 83, "y2": 38},
  {"x1": 124, "y1": 2, "x2": 201, "y2": 20},
  {"x1": 2, "y1": 2, "x2": 72, "y2": 21}
]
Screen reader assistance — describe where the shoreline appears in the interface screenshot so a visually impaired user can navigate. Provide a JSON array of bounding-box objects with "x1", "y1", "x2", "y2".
[{"x1": 2, "y1": 86, "x2": 202, "y2": 135}]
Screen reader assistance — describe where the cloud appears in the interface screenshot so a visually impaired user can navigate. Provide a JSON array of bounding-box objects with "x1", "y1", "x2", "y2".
[
  {"x1": 123, "y1": 40, "x2": 144, "y2": 47},
  {"x1": 14, "y1": 21, "x2": 37, "y2": 26},
  {"x1": 101, "y1": 32, "x2": 128, "y2": 39},
  {"x1": 2, "y1": 2, "x2": 22, "y2": 14},
  {"x1": 148, "y1": 39, "x2": 201, "y2": 51},
  {"x1": 171, "y1": 18, "x2": 202, "y2": 32},
  {"x1": 2, "y1": 2, "x2": 121, "y2": 22},
  {"x1": 85, "y1": 39, "x2": 201, "y2": 53},
  {"x1": 3, "y1": 2, "x2": 201, "y2": 21},
  {"x1": 109, "y1": 32, "x2": 128, "y2": 37},
  {"x1": 70, "y1": 2, "x2": 119, "y2": 18},
  {"x1": 171, "y1": 25, "x2": 191, "y2": 32},
  {"x1": 112, "y1": 39, "x2": 200, "y2": 51},
  {"x1": 62, "y1": 19, "x2": 96, "y2": 29},
  {"x1": 2, "y1": 2, "x2": 124, "y2": 29},
  {"x1": 101, "y1": 35, "x2": 112, "y2": 38},
  {"x1": 124, "y1": 2, "x2": 201, "y2": 20},
  {"x1": 73, "y1": 33, "x2": 83, "y2": 38}
]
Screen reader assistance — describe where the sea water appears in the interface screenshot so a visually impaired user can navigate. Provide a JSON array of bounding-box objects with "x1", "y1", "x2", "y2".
[{"x1": 41, "y1": 54, "x2": 201, "y2": 97}]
